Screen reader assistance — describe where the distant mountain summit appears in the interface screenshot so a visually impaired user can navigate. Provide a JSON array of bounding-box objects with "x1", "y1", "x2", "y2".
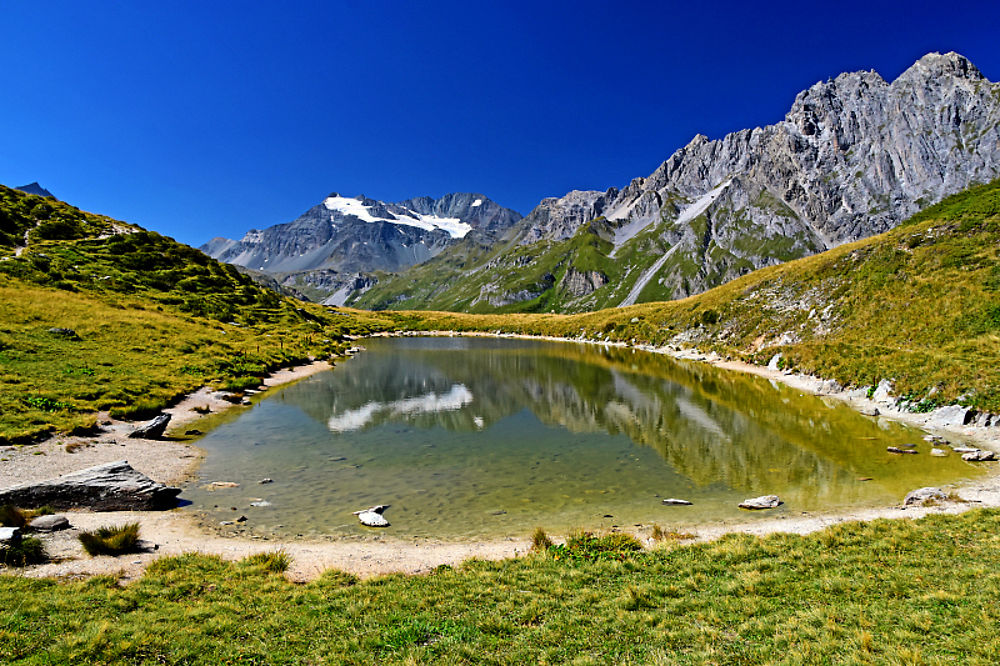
[
  {"x1": 201, "y1": 192, "x2": 521, "y2": 304},
  {"x1": 357, "y1": 51, "x2": 1000, "y2": 313},
  {"x1": 15, "y1": 182, "x2": 54, "y2": 198}
]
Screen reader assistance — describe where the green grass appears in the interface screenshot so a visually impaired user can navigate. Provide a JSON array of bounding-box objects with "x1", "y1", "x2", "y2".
[
  {"x1": 0, "y1": 185, "x2": 404, "y2": 443},
  {"x1": 78, "y1": 523, "x2": 141, "y2": 557},
  {"x1": 3, "y1": 510, "x2": 1000, "y2": 662}
]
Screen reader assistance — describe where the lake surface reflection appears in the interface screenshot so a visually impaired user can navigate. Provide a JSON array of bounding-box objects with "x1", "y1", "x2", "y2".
[{"x1": 185, "y1": 337, "x2": 981, "y2": 538}]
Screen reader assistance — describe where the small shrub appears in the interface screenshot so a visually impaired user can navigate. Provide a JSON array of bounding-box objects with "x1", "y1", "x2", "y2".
[
  {"x1": 78, "y1": 522, "x2": 141, "y2": 556},
  {"x1": 1, "y1": 536, "x2": 47, "y2": 566},
  {"x1": 531, "y1": 527, "x2": 553, "y2": 552},
  {"x1": 241, "y1": 549, "x2": 291, "y2": 573},
  {"x1": 0, "y1": 504, "x2": 27, "y2": 528}
]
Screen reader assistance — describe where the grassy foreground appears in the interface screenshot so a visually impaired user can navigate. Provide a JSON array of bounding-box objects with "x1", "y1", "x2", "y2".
[{"x1": 2, "y1": 510, "x2": 1000, "y2": 663}]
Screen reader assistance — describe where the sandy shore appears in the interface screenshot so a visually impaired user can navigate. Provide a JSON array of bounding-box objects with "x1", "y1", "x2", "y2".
[{"x1": 4, "y1": 336, "x2": 1000, "y2": 582}]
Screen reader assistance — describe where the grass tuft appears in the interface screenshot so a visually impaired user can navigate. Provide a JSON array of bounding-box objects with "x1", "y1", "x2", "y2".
[
  {"x1": 530, "y1": 527, "x2": 553, "y2": 552},
  {"x1": 78, "y1": 522, "x2": 141, "y2": 556},
  {"x1": 241, "y1": 549, "x2": 291, "y2": 573},
  {"x1": 0, "y1": 504, "x2": 28, "y2": 528}
]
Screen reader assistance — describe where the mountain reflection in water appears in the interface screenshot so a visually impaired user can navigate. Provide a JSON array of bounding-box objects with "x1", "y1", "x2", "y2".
[{"x1": 185, "y1": 337, "x2": 981, "y2": 538}]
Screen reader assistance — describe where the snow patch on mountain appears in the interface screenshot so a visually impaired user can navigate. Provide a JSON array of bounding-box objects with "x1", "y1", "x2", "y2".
[{"x1": 323, "y1": 195, "x2": 472, "y2": 239}]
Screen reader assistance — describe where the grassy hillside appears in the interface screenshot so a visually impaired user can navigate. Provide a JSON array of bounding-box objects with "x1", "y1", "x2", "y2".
[
  {"x1": 4, "y1": 510, "x2": 1000, "y2": 663},
  {"x1": 395, "y1": 178, "x2": 1000, "y2": 413},
  {"x1": 0, "y1": 186, "x2": 400, "y2": 444}
]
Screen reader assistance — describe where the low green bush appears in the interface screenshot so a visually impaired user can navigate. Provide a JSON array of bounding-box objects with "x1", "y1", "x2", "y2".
[
  {"x1": 0, "y1": 536, "x2": 47, "y2": 566},
  {"x1": 548, "y1": 531, "x2": 643, "y2": 563}
]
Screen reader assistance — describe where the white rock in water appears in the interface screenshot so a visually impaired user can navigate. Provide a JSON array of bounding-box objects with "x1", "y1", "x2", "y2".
[
  {"x1": 930, "y1": 448, "x2": 948, "y2": 457},
  {"x1": 354, "y1": 504, "x2": 390, "y2": 527},
  {"x1": 952, "y1": 446, "x2": 980, "y2": 453},
  {"x1": 738, "y1": 495, "x2": 782, "y2": 510},
  {"x1": 662, "y1": 498, "x2": 693, "y2": 506},
  {"x1": 962, "y1": 449, "x2": 997, "y2": 462}
]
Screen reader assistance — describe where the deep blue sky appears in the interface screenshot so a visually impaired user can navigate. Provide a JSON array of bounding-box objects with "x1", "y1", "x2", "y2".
[{"x1": 2, "y1": 1, "x2": 998, "y2": 247}]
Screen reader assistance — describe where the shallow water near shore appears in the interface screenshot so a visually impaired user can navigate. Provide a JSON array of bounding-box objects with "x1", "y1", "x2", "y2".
[{"x1": 184, "y1": 337, "x2": 983, "y2": 539}]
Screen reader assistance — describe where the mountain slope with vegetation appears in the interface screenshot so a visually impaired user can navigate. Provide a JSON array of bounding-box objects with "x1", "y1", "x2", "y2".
[
  {"x1": 0, "y1": 185, "x2": 400, "y2": 444},
  {"x1": 400, "y1": 178, "x2": 1000, "y2": 414},
  {"x1": 357, "y1": 52, "x2": 1000, "y2": 313}
]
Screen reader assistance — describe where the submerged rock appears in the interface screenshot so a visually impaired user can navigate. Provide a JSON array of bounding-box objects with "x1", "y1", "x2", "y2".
[
  {"x1": 0, "y1": 460, "x2": 180, "y2": 510},
  {"x1": 887, "y1": 446, "x2": 918, "y2": 455},
  {"x1": 203, "y1": 481, "x2": 240, "y2": 490},
  {"x1": 930, "y1": 448, "x2": 948, "y2": 457},
  {"x1": 904, "y1": 487, "x2": 947, "y2": 506},
  {"x1": 662, "y1": 498, "x2": 693, "y2": 506},
  {"x1": 128, "y1": 414, "x2": 171, "y2": 439},
  {"x1": 354, "y1": 504, "x2": 390, "y2": 527},
  {"x1": 738, "y1": 495, "x2": 782, "y2": 510}
]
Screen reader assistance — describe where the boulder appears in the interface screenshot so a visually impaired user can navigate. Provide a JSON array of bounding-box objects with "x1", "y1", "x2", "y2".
[
  {"x1": 930, "y1": 448, "x2": 948, "y2": 457},
  {"x1": 0, "y1": 526, "x2": 21, "y2": 546},
  {"x1": 962, "y1": 449, "x2": 997, "y2": 462},
  {"x1": 738, "y1": 495, "x2": 782, "y2": 510},
  {"x1": 128, "y1": 414, "x2": 171, "y2": 440},
  {"x1": 0, "y1": 460, "x2": 180, "y2": 511},
  {"x1": 29, "y1": 515, "x2": 70, "y2": 531},
  {"x1": 662, "y1": 498, "x2": 693, "y2": 506},
  {"x1": 353, "y1": 504, "x2": 390, "y2": 527},
  {"x1": 926, "y1": 405, "x2": 974, "y2": 428},
  {"x1": 47, "y1": 327, "x2": 81, "y2": 340},
  {"x1": 952, "y1": 446, "x2": 980, "y2": 453},
  {"x1": 904, "y1": 487, "x2": 947, "y2": 506},
  {"x1": 887, "y1": 446, "x2": 918, "y2": 454}
]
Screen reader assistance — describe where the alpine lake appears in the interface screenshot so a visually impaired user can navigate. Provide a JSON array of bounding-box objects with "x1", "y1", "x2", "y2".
[{"x1": 183, "y1": 337, "x2": 984, "y2": 539}]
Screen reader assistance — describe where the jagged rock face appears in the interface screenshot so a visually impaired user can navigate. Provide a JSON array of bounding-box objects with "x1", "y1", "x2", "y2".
[
  {"x1": 560, "y1": 268, "x2": 609, "y2": 297},
  {"x1": 513, "y1": 188, "x2": 619, "y2": 245},
  {"x1": 360, "y1": 52, "x2": 1000, "y2": 312},
  {"x1": 201, "y1": 193, "x2": 521, "y2": 292}
]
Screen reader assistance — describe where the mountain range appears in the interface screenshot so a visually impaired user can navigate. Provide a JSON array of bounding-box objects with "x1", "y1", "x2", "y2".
[
  {"x1": 205, "y1": 52, "x2": 1000, "y2": 313},
  {"x1": 201, "y1": 192, "x2": 521, "y2": 305}
]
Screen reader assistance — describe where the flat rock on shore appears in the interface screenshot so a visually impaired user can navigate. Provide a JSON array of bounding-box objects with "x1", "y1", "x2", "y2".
[{"x1": 0, "y1": 460, "x2": 181, "y2": 511}]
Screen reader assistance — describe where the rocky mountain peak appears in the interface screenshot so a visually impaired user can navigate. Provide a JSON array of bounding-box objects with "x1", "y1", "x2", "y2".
[{"x1": 897, "y1": 51, "x2": 984, "y2": 83}]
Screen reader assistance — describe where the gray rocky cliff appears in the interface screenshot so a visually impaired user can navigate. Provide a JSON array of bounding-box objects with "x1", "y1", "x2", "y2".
[{"x1": 363, "y1": 52, "x2": 1000, "y2": 311}]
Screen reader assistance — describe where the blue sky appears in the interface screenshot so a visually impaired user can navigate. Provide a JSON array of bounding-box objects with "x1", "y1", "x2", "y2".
[{"x1": 2, "y1": 1, "x2": 998, "y2": 247}]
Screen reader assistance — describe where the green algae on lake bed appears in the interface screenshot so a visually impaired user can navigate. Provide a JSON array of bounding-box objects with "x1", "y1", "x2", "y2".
[{"x1": 183, "y1": 337, "x2": 983, "y2": 538}]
